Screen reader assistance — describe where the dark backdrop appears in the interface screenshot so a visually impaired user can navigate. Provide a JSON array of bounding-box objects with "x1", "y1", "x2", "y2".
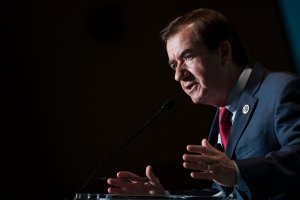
[{"x1": 2, "y1": 0, "x2": 294, "y2": 199}]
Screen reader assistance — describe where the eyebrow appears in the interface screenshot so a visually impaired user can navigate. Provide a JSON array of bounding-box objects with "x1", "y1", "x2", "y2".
[{"x1": 168, "y1": 49, "x2": 193, "y2": 66}]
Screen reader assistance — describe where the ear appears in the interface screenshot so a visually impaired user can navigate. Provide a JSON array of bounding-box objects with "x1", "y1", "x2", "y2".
[{"x1": 218, "y1": 40, "x2": 232, "y2": 66}]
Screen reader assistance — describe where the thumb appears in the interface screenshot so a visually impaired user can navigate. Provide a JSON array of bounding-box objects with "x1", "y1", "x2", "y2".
[
  {"x1": 146, "y1": 165, "x2": 159, "y2": 183},
  {"x1": 201, "y1": 138, "x2": 213, "y2": 147},
  {"x1": 202, "y1": 138, "x2": 222, "y2": 154},
  {"x1": 146, "y1": 165, "x2": 168, "y2": 195}
]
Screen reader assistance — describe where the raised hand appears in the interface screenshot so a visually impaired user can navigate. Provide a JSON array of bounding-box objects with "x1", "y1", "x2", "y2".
[
  {"x1": 183, "y1": 139, "x2": 237, "y2": 187},
  {"x1": 107, "y1": 165, "x2": 168, "y2": 195}
]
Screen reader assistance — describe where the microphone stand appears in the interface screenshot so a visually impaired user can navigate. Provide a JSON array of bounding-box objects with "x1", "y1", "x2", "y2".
[{"x1": 66, "y1": 99, "x2": 174, "y2": 200}]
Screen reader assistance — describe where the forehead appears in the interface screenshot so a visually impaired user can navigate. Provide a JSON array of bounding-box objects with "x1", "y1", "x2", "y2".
[
  {"x1": 166, "y1": 28, "x2": 194, "y2": 54},
  {"x1": 166, "y1": 25, "x2": 194, "y2": 51}
]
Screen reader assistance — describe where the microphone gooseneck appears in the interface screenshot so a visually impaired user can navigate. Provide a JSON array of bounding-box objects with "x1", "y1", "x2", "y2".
[
  {"x1": 74, "y1": 99, "x2": 175, "y2": 198},
  {"x1": 161, "y1": 99, "x2": 175, "y2": 112}
]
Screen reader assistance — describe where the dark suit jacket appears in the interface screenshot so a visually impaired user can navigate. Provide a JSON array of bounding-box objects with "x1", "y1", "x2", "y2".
[{"x1": 208, "y1": 63, "x2": 300, "y2": 199}]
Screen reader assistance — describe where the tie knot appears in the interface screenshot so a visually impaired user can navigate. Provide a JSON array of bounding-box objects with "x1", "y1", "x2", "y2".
[{"x1": 219, "y1": 107, "x2": 231, "y2": 123}]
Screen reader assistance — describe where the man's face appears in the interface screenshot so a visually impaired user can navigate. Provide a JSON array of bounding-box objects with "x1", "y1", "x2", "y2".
[{"x1": 166, "y1": 26, "x2": 227, "y2": 106}]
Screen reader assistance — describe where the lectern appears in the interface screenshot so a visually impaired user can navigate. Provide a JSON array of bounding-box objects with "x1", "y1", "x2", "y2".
[{"x1": 74, "y1": 193, "x2": 224, "y2": 200}]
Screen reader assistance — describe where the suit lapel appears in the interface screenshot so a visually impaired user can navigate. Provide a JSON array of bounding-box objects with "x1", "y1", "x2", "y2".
[
  {"x1": 225, "y1": 63, "x2": 268, "y2": 158},
  {"x1": 207, "y1": 63, "x2": 268, "y2": 156},
  {"x1": 226, "y1": 93, "x2": 257, "y2": 158}
]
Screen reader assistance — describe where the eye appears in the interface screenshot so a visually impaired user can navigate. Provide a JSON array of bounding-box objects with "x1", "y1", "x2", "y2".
[
  {"x1": 183, "y1": 54, "x2": 194, "y2": 61},
  {"x1": 169, "y1": 62, "x2": 177, "y2": 71}
]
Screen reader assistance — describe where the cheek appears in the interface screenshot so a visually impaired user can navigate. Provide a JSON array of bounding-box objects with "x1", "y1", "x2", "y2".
[
  {"x1": 189, "y1": 61, "x2": 206, "y2": 79},
  {"x1": 193, "y1": 63, "x2": 216, "y2": 86},
  {"x1": 180, "y1": 81, "x2": 185, "y2": 89},
  {"x1": 192, "y1": 69, "x2": 206, "y2": 85}
]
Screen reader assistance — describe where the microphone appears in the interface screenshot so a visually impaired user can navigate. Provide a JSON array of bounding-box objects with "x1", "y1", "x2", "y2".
[{"x1": 69, "y1": 99, "x2": 175, "y2": 199}]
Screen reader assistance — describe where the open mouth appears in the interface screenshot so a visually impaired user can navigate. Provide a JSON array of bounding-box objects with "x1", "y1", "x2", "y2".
[{"x1": 186, "y1": 83, "x2": 198, "y2": 92}]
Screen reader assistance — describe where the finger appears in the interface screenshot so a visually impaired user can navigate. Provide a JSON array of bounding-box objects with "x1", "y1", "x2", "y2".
[
  {"x1": 187, "y1": 144, "x2": 219, "y2": 156},
  {"x1": 117, "y1": 171, "x2": 140, "y2": 179},
  {"x1": 183, "y1": 154, "x2": 205, "y2": 162},
  {"x1": 186, "y1": 144, "x2": 213, "y2": 155},
  {"x1": 201, "y1": 139, "x2": 211, "y2": 147},
  {"x1": 146, "y1": 165, "x2": 160, "y2": 184},
  {"x1": 107, "y1": 178, "x2": 132, "y2": 188},
  {"x1": 108, "y1": 187, "x2": 129, "y2": 195},
  {"x1": 183, "y1": 161, "x2": 207, "y2": 171},
  {"x1": 202, "y1": 139, "x2": 223, "y2": 154},
  {"x1": 183, "y1": 153, "x2": 216, "y2": 165},
  {"x1": 190, "y1": 171, "x2": 215, "y2": 180}
]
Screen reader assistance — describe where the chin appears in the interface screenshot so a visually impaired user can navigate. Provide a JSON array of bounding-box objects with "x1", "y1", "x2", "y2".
[
  {"x1": 188, "y1": 88, "x2": 205, "y2": 104},
  {"x1": 190, "y1": 96, "x2": 203, "y2": 104},
  {"x1": 190, "y1": 94, "x2": 212, "y2": 105}
]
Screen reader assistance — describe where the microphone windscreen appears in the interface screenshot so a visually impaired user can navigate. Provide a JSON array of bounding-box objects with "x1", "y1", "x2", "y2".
[{"x1": 161, "y1": 99, "x2": 175, "y2": 112}]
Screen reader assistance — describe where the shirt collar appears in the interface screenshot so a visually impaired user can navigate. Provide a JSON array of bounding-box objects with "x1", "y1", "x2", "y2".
[{"x1": 225, "y1": 67, "x2": 252, "y2": 113}]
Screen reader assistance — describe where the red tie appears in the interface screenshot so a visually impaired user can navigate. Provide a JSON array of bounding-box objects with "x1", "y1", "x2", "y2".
[{"x1": 219, "y1": 107, "x2": 232, "y2": 150}]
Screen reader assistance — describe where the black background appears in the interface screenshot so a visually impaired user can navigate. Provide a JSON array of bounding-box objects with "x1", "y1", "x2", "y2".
[{"x1": 2, "y1": 0, "x2": 295, "y2": 199}]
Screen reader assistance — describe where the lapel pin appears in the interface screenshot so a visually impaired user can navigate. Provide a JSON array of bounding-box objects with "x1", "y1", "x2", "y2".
[{"x1": 242, "y1": 104, "x2": 250, "y2": 114}]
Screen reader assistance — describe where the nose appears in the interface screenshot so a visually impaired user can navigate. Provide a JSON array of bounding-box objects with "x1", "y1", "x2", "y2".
[{"x1": 174, "y1": 63, "x2": 188, "y2": 81}]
